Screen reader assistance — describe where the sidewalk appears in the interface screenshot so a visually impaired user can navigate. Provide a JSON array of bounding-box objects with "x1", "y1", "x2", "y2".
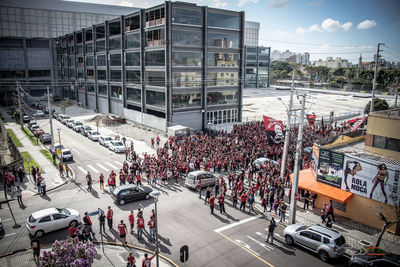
[
  {"x1": 0, "y1": 242, "x2": 177, "y2": 267},
  {"x1": 0, "y1": 107, "x2": 69, "y2": 201}
]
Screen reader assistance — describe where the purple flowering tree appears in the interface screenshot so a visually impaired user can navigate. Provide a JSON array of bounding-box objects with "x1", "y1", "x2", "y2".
[{"x1": 39, "y1": 238, "x2": 95, "y2": 267}]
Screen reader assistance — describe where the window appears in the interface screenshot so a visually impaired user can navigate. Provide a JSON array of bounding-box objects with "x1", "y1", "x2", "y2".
[
  {"x1": 126, "y1": 87, "x2": 141, "y2": 102},
  {"x1": 373, "y1": 135, "x2": 400, "y2": 152},
  {"x1": 126, "y1": 52, "x2": 140, "y2": 66},
  {"x1": 299, "y1": 231, "x2": 312, "y2": 239},
  {"x1": 26, "y1": 39, "x2": 49, "y2": 48},
  {"x1": 76, "y1": 44, "x2": 83, "y2": 55},
  {"x1": 172, "y1": 28, "x2": 201, "y2": 47},
  {"x1": 85, "y1": 43, "x2": 93, "y2": 53},
  {"x1": 86, "y1": 56, "x2": 93, "y2": 67},
  {"x1": 311, "y1": 233, "x2": 321, "y2": 242},
  {"x1": 0, "y1": 70, "x2": 25, "y2": 79},
  {"x1": 39, "y1": 216, "x2": 51, "y2": 223},
  {"x1": 109, "y1": 21, "x2": 121, "y2": 36},
  {"x1": 98, "y1": 84, "x2": 107, "y2": 96},
  {"x1": 87, "y1": 84, "x2": 95, "y2": 93},
  {"x1": 77, "y1": 68, "x2": 84, "y2": 79},
  {"x1": 85, "y1": 30, "x2": 92, "y2": 42},
  {"x1": 97, "y1": 54, "x2": 106, "y2": 67},
  {"x1": 145, "y1": 8, "x2": 165, "y2": 27},
  {"x1": 110, "y1": 53, "x2": 121, "y2": 66},
  {"x1": 125, "y1": 33, "x2": 140, "y2": 48},
  {"x1": 109, "y1": 37, "x2": 121, "y2": 50},
  {"x1": 109, "y1": 70, "x2": 121, "y2": 82},
  {"x1": 172, "y1": 7, "x2": 202, "y2": 25},
  {"x1": 97, "y1": 70, "x2": 107, "y2": 80},
  {"x1": 207, "y1": 12, "x2": 240, "y2": 30},
  {"x1": 172, "y1": 51, "x2": 202, "y2": 66},
  {"x1": 126, "y1": 70, "x2": 141, "y2": 84},
  {"x1": 208, "y1": 53, "x2": 239, "y2": 67},
  {"x1": 86, "y1": 69, "x2": 94, "y2": 79},
  {"x1": 125, "y1": 16, "x2": 140, "y2": 32},
  {"x1": 207, "y1": 72, "x2": 238, "y2": 86},
  {"x1": 111, "y1": 85, "x2": 122, "y2": 99},
  {"x1": 146, "y1": 90, "x2": 165, "y2": 108},
  {"x1": 323, "y1": 237, "x2": 330, "y2": 244},
  {"x1": 145, "y1": 71, "x2": 165, "y2": 87},
  {"x1": 208, "y1": 32, "x2": 239, "y2": 48},
  {"x1": 146, "y1": 29, "x2": 165, "y2": 47},
  {"x1": 172, "y1": 92, "x2": 201, "y2": 108},
  {"x1": 28, "y1": 70, "x2": 50, "y2": 77},
  {"x1": 96, "y1": 40, "x2": 105, "y2": 52},
  {"x1": 173, "y1": 72, "x2": 202, "y2": 87},
  {"x1": 207, "y1": 90, "x2": 238, "y2": 105},
  {"x1": 145, "y1": 50, "x2": 165, "y2": 66},
  {"x1": 52, "y1": 214, "x2": 67, "y2": 220},
  {"x1": 96, "y1": 25, "x2": 105, "y2": 39}
]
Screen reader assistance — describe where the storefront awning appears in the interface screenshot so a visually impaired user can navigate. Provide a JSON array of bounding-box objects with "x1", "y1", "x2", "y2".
[{"x1": 290, "y1": 169, "x2": 353, "y2": 203}]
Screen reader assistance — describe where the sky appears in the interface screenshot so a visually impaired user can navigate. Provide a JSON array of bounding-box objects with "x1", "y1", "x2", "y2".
[{"x1": 67, "y1": 0, "x2": 400, "y2": 64}]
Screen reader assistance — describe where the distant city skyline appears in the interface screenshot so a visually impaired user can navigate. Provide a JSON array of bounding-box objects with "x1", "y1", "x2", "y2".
[{"x1": 66, "y1": 0, "x2": 400, "y2": 64}]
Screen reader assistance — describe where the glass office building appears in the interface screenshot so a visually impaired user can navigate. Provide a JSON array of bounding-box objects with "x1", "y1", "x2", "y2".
[
  {"x1": 55, "y1": 2, "x2": 245, "y2": 131},
  {"x1": 244, "y1": 46, "x2": 270, "y2": 88}
]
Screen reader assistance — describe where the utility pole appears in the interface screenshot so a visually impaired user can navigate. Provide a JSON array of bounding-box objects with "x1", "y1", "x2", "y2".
[
  {"x1": 289, "y1": 93, "x2": 307, "y2": 224},
  {"x1": 280, "y1": 71, "x2": 295, "y2": 181},
  {"x1": 370, "y1": 43, "x2": 384, "y2": 113},
  {"x1": 17, "y1": 83, "x2": 23, "y2": 129},
  {"x1": 395, "y1": 88, "x2": 398, "y2": 107},
  {"x1": 47, "y1": 87, "x2": 55, "y2": 157}
]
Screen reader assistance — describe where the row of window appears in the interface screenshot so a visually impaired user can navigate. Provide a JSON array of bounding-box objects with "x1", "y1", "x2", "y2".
[
  {"x1": 207, "y1": 109, "x2": 239, "y2": 125},
  {"x1": 0, "y1": 70, "x2": 50, "y2": 79},
  {"x1": 373, "y1": 135, "x2": 400, "y2": 152}
]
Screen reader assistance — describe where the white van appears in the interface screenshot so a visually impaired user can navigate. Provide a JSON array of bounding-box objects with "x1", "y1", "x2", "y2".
[{"x1": 185, "y1": 171, "x2": 217, "y2": 189}]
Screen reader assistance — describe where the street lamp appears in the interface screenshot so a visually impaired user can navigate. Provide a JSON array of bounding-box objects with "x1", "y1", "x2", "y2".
[{"x1": 150, "y1": 191, "x2": 161, "y2": 267}]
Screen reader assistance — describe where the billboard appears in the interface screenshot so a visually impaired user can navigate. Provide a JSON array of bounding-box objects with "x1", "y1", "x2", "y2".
[
  {"x1": 341, "y1": 155, "x2": 400, "y2": 206},
  {"x1": 317, "y1": 148, "x2": 344, "y2": 188}
]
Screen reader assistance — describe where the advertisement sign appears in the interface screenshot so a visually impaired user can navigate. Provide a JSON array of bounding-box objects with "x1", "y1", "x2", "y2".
[
  {"x1": 263, "y1": 116, "x2": 285, "y2": 144},
  {"x1": 341, "y1": 154, "x2": 400, "y2": 206},
  {"x1": 317, "y1": 149, "x2": 344, "y2": 188},
  {"x1": 311, "y1": 144, "x2": 319, "y2": 173}
]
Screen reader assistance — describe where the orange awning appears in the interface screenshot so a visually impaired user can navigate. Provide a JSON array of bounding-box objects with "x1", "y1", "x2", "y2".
[{"x1": 290, "y1": 169, "x2": 353, "y2": 203}]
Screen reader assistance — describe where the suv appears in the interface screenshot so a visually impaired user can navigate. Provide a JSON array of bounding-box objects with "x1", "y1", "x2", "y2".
[
  {"x1": 58, "y1": 149, "x2": 73, "y2": 161},
  {"x1": 283, "y1": 224, "x2": 346, "y2": 262},
  {"x1": 73, "y1": 121, "x2": 83, "y2": 132},
  {"x1": 185, "y1": 170, "x2": 217, "y2": 189}
]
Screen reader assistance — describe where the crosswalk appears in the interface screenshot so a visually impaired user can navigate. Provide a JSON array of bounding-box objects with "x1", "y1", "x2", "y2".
[{"x1": 76, "y1": 160, "x2": 123, "y2": 175}]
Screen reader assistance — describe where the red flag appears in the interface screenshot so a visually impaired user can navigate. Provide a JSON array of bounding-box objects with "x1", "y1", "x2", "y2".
[
  {"x1": 306, "y1": 113, "x2": 317, "y2": 126},
  {"x1": 263, "y1": 116, "x2": 285, "y2": 131},
  {"x1": 321, "y1": 116, "x2": 325, "y2": 135}
]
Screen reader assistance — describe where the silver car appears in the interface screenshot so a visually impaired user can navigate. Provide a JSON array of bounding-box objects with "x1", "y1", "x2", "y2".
[
  {"x1": 283, "y1": 224, "x2": 346, "y2": 262},
  {"x1": 185, "y1": 171, "x2": 217, "y2": 189}
]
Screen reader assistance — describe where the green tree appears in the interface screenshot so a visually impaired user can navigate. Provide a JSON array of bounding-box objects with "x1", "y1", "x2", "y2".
[
  {"x1": 365, "y1": 97, "x2": 390, "y2": 113},
  {"x1": 270, "y1": 61, "x2": 293, "y2": 73}
]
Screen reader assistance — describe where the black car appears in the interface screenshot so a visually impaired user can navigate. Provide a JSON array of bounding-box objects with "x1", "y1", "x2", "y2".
[
  {"x1": 349, "y1": 247, "x2": 400, "y2": 267},
  {"x1": 40, "y1": 133, "x2": 52, "y2": 144},
  {"x1": 111, "y1": 184, "x2": 153, "y2": 205}
]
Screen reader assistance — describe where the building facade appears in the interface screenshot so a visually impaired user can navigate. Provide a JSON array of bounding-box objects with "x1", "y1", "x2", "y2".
[
  {"x1": 244, "y1": 21, "x2": 259, "y2": 47},
  {"x1": 55, "y1": 2, "x2": 245, "y2": 131},
  {"x1": 0, "y1": 0, "x2": 137, "y2": 97},
  {"x1": 313, "y1": 56, "x2": 351, "y2": 68},
  {"x1": 244, "y1": 46, "x2": 270, "y2": 88}
]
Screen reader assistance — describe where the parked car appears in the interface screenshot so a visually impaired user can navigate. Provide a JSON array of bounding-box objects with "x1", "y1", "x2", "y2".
[
  {"x1": 52, "y1": 112, "x2": 59, "y2": 119},
  {"x1": 58, "y1": 149, "x2": 73, "y2": 161},
  {"x1": 34, "y1": 110, "x2": 45, "y2": 117},
  {"x1": 80, "y1": 125, "x2": 93, "y2": 136},
  {"x1": 51, "y1": 143, "x2": 64, "y2": 154},
  {"x1": 108, "y1": 140, "x2": 126, "y2": 153},
  {"x1": 87, "y1": 131, "x2": 101, "y2": 141},
  {"x1": 185, "y1": 170, "x2": 217, "y2": 189},
  {"x1": 283, "y1": 224, "x2": 346, "y2": 262},
  {"x1": 26, "y1": 208, "x2": 80, "y2": 237},
  {"x1": 253, "y1": 157, "x2": 278, "y2": 170},
  {"x1": 349, "y1": 247, "x2": 400, "y2": 267},
  {"x1": 23, "y1": 115, "x2": 30, "y2": 123},
  {"x1": 28, "y1": 122, "x2": 37, "y2": 130},
  {"x1": 40, "y1": 133, "x2": 52, "y2": 144},
  {"x1": 111, "y1": 184, "x2": 153, "y2": 205},
  {"x1": 99, "y1": 136, "x2": 113, "y2": 147},
  {"x1": 60, "y1": 115, "x2": 71, "y2": 124},
  {"x1": 66, "y1": 119, "x2": 75, "y2": 128},
  {"x1": 30, "y1": 124, "x2": 40, "y2": 133},
  {"x1": 72, "y1": 121, "x2": 83, "y2": 132}
]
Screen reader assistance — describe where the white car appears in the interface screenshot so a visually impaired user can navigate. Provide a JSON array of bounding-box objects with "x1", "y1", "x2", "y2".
[
  {"x1": 108, "y1": 140, "x2": 126, "y2": 153},
  {"x1": 99, "y1": 136, "x2": 113, "y2": 147},
  {"x1": 87, "y1": 131, "x2": 101, "y2": 141},
  {"x1": 51, "y1": 143, "x2": 64, "y2": 154},
  {"x1": 34, "y1": 110, "x2": 45, "y2": 117},
  {"x1": 60, "y1": 115, "x2": 71, "y2": 124},
  {"x1": 66, "y1": 119, "x2": 75, "y2": 128},
  {"x1": 73, "y1": 121, "x2": 83, "y2": 132},
  {"x1": 26, "y1": 208, "x2": 80, "y2": 237},
  {"x1": 58, "y1": 149, "x2": 73, "y2": 161}
]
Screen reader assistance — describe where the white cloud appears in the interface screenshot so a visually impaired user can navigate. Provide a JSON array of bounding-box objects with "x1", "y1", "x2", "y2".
[
  {"x1": 357, "y1": 20, "x2": 377, "y2": 30},
  {"x1": 117, "y1": 0, "x2": 157, "y2": 8},
  {"x1": 118, "y1": 0, "x2": 134, "y2": 6},
  {"x1": 321, "y1": 18, "x2": 352, "y2": 32},
  {"x1": 211, "y1": 0, "x2": 228, "y2": 7},
  {"x1": 308, "y1": 24, "x2": 322, "y2": 32},
  {"x1": 273, "y1": 30, "x2": 289, "y2": 36},
  {"x1": 296, "y1": 27, "x2": 306, "y2": 34},
  {"x1": 267, "y1": 0, "x2": 289, "y2": 8},
  {"x1": 238, "y1": 0, "x2": 259, "y2": 7}
]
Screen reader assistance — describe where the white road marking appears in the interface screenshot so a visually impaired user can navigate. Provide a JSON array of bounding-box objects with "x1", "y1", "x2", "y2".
[
  {"x1": 96, "y1": 163, "x2": 109, "y2": 172},
  {"x1": 72, "y1": 149, "x2": 81, "y2": 154},
  {"x1": 247, "y1": 235, "x2": 273, "y2": 251},
  {"x1": 4, "y1": 233, "x2": 16, "y2": 237},
  {"x1": 2, "y1": 219, "x2": 12, "y2": 222},
  {"x1": 257, "y1": 232, "x2": 284, "y2": 247},
  {"x1": 105, "y1": 162, "x2": 118, "y2": 170},
  {"x1": 87, "y1": 165, "x2": 99, "y2": 173},
  {"x1": 78, "y1": 166, "x2": 87, "y2": 174},
  {"x1": 267, "y1": 231, "x2": 284, "y2": 240},
  {"x1": 235, "y1": 239, "x2": 260, "y2": 256},
  {"x1": 113, "y1": 161, "x2": 123, "y2": 166},
  {"x1": 214, "y1": 214, "x2": 262, "y2": 233}
]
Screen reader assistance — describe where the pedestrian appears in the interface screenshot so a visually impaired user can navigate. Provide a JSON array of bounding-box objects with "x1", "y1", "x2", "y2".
[
  {"x1": 107, "y1": 206, "x2": 113, "y2": 230},
  {"x1": 204, "y1": 186, "x2": 211, "y2": 205},
  {"x1": 248, "y1": 194, "x2": 254, "y2": 214},
  {"x1": 86, "y1": 172, "x2": 92, "y2": 192},
  {"x1": 40, "y1": 177, "x2": 46, "y2": 196},
  {"x1": 312, "y1": 193, "x2": 318, "y2": 209},
  {"x1": 136, "y1": 173, "x2": 142, "y2": 187},
  {"x1": 83, "y1": 225, "x2": 92, "y2": 242},
  {"x1": 31, "y1": 166, "x2": 37, "y2": 183},
  {"x1": 16, "y1": 185, "x2": 24, "y2": 207},
  {"x1": 31, "y1": 236, "x2": 41, "y2": 261},
  {"x1": 303, "y1": 190, "x2": 311, "y2": 210},
  {"x1": 209, "y1": 193, "x2": 215, "y2": 214},
  {"x1": 326, "y1": 214, "x2": 333, "y2": 228},
  {"x1": 279, "y1": 201, "x2": 287, "y2": 222},
  {"x1": 327, "y1": 200, "x2": 335, "y2": 222},
  {"x1": 126, "y1": 252, "x2": 136, "y2": 267},
  {"x1": 77, "y1": 226, "x2": 85, "y2": 242},
  {"x1": 321, "y1": 203, "x2": 327, "y2": 223},
  {"x1": 17, "y1": 165, "x2": 24, "y2": 183},
  {"x1": 142, "y1": 252, "x2": 156, "y2": 267},
  {"x1": 218, "y1": 193, "x2": 225, "y2": 214},
  {"x1": 37, "y1": 175, "x2": 42, "y2": 194},
  {"x1": 137, "y1": 215, "x2": 144, "y2": 239},
  {"x1": 83, "y1": 212, "x2": 95, "y2": 239},
  {"x1": 197, "y1": 179, "x2": 202, "y2": 199},
  {"x1": 65, "y1": 163, "x2": 70, "y2": 178},
  {"x1": 214, "y1": 181, "x2": 219, "y2": 196},
  {"x1": 68, "y1": 224, "x2": 77, "y2": 238},
  {"x1": 261, "y1": 197, "x2": 267, "y2": 212},
  {"x1": 98, "y1": 211, "x2": 106, "y2": 234},
  {"x1": 129, "y1": 210, "x2": 135, "y2": 234},
  {"x1": 58, "y1": 162, "x2": 64, "y2": 177},
  {"x1": 266, "y1": 218, "x2": 276, "y2": 244},
  {"x1": 99, "y1": 173, "x2": 105, "y2": 190},
  {"x1": 232, "y1": 190, "x2": 238, "y2": 208},
  {"x1": 239, "y1": 192, "x2": 248, "y2": 212},
  {"x1": 118, "y1": 220, "x2": 127, "y2": 245},
  {"x1": 148, "y1": 216, "x2": 156, "y2": 241}
]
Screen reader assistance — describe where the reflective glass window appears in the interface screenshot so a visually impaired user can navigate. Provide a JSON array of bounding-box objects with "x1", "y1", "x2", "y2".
[
  {"x1": 146, "y1": 29, "x2": 165, "y2": 47},
  {"x1": 172, "y1": 72, "x2": 202, "y2": 88},
  {"x1": 146, "y1": 90, "x2": 165, "y2": 108},
  {"x1": 96, "y1": 40, "x2": 105, "y2": 52},
  {"x1": 144, "y1": 71, "x2": 165, "y2": 87},
  {"x1": 85, "y1": 43, "x2": 93, "y2": 53},
  {"x1": 111, "y1": 85, "x2": 122, "y2": 99},
  {"x1": 126, "y1": 87, "x2": 141, "y2": 102},
  {"x1": 98, "y1": 84, "x2": 107, "y2": 96},
  {"x1": 172, "y1": 7, "x2": 202, "y2": 25},
  {"x1": 109, "y1": 37, "x2": 121, "y2": 50},
  {"x1": 87, "y1": 84, "x2": 95, "y2": 93},
  {"x1": 208, "y1": 12, "x2": 240, "y2": 30},
  {"x1": 76, "y1": 44, "x2": 83, "y2": 54},
  {"x1": 172, "y1": 93, "x2": 201, "y2": 108},
  {"x1": 172, "y1": 28, "x2": 201, "y2": 47},
  {"x1": 208, "y1": 53, "x2": 239, "y2": 67},
  {"x1": 207, "y1": 72, "x2": 238, "y2": 86},
  {"x1": 125, "y1": 33, "x2": 140, "y2": 48},
  {"x1": 97, "y1": 69, "x2": 107, "y2": 80},
  {"x1": 145, "y1": 50, "x2": 165, "y2": 66},
  {"x1": 126, "y1": 70, "x2": 141, "y2": 84},
  {"x1": 86, "y1": 69, "x2": 94, "y2": 79},
  {"x1": 126, "y1": 52, "x2": 140, "y2": 66},
  {"x1": 110, "y1": 53, "x2": 121, "y2": 66},
  {"x1": 86, "y1": 56, "x2": 93, "y2": 66},
  {"x1": 208, "y1": 32, "x2": 239, "y2": 48},
  {"x1": 110, "y1": 70, "x2": 121, "y2": 82},
  {"x1": 207, "y1": 91, "x2": 238, "y2": 105},
  {"x1": 172, "y1": 52, "x2": 202, "y2": 66}
]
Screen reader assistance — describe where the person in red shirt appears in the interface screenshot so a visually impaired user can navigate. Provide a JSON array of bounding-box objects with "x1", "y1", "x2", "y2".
[
  {"x1": 68, "y1": 225, "x2": 77, "y2": 238},
  {"x1": 142, "y1": 252, "x2": 156, "y2": 267},
  {"x1": 136, "y1": 173, "x2": 142, "y2": 187},
  {"x1": 128, "y1": 210, "x2": 135, "y2": 234},
  {"x1": 118, "y1": 220, "x2": 127, "y2": 245},
  {"x1": 107, "y1": 206, "x2": 113, "y2": 230},
  {"x1": 147, "y1": 217, "x2": 156, "y2": 241},
  {"x1": 58, "y1": 162, "x2": 64, "y2": 177},
  {"x1": 218, "y1": 193, "x2": 225, "y2": 214},
  {"x1": 209, "y1": 194, "x2": 215, "y2": 214},
  {"x1": 126, "y1": 253, "x2": 136, "y2": 267},
  {"x1": 240, "y1": 192, "x2": 248, "y2": 212},
  {"x1": 137, "y1": 215, "x2": 145, "y2": 239}
]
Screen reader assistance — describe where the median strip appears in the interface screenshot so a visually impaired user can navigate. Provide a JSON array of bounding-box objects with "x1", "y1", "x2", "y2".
[
  {"x1": 6, "y1": 129, "x2": 23, "y2": 147},
  {"x1": 22, "y1": 127, "x2": 39, "y2": 146},
  {"x1": 40, "y1": 149, "x2": 60, "y2": 166},
  {"x1": 20, "y1": 151, "x2": 44, "y2": 174}
]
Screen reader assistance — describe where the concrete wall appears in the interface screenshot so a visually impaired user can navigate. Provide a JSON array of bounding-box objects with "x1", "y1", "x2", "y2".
[
  {"x1": 26, "y1": 49, "x2": 52, "y2": 69},
  {"x1": 0, "y1": 49, "x2": 25, "y2": 69},
  {"x1": 123, "y1": 108, "x2": 166, "y2": 131},
  {"x1": 172, "y1": 111, "x2": 202, "y2": 131},
  {"x1": 98, "y1": 96, "x2": 108, "y2": 114},
  {"x1": 110, "y1": 100, "x2": 123, "y2": 117},
  {"x1": 87, "y1": 94, "x2": 96, "y2": 111},
  {"x1": 78, "y1": 91, "x2": 86, "y2": 107}
]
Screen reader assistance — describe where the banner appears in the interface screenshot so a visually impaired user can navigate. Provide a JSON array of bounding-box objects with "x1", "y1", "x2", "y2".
[
  {"x1": 350, "y1": 117, "x2": 367, "y2": 131},
  {"x1": 317, "y1": 148, "x2": 344, "y2": 188},
  {"x1": 263, "y1": 116, "x2": 285, "y2": 144},
  {"x1": 341, "y1": 154, "x2": 400, "y2": 206},
  {"x1": 311, "y1": 144, "x2": 320, "y2": 173},
  {"x1": 306, "y1": 114, "x2": 317, "y2": 126}
]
